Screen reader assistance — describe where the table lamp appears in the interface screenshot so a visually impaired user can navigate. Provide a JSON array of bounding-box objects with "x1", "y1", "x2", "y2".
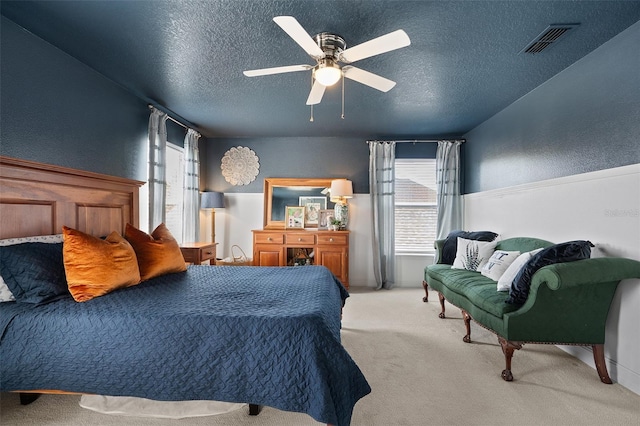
[
  {"x1": 201, "y1": 191, "x2": 224, "y2": 242},
  {"x1": 330, "y1": 179, "x2": 353, "y2": 228}
]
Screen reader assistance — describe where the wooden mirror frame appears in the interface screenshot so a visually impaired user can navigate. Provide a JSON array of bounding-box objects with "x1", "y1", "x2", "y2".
[{"x1": 263, "y1": 178, "x2": 338, "y2": 229}]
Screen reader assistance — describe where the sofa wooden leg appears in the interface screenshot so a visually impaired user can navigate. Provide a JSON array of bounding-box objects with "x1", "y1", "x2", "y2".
[
  {"x1": 498, "y1": 337, "x2": 523, "y2": 382},
  {"x1": 592, "y1": 344, "x2": 613, "y2": 384},
  {"x1": 461, "y1": 310, "x2": 471, "y2": 343},
  {"x1": 422, "y1": 280, "x2": 429, "y2": 302},
  {"x1": 437, "y1": 292, "x2": 446, "y2": 318},
  {"x1": 249, "y1": 404, "x2": 262, "y2": 415}
]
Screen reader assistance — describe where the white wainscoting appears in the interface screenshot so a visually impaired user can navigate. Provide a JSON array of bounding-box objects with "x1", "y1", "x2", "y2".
[
  {"x1": 206, "y1": 193, "x2": 430, "y2": 288},
  {"x1": 464, "y1": 164, "x2": 640, "y2": 395},
  {"x1": 200, "y1": 193, "x2": 262, "y2": 261},
  {"x1": 203, "y1": 167, "x2": 639, "y2": 395}
]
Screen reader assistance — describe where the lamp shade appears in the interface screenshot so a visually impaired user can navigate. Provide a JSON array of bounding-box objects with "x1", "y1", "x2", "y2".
[
  {"x1": 330, "y1": 180, "x2": 353, "y2": 198},
  {"x1": 201, "y1": 191, "x2": 224, "y2": 209}
]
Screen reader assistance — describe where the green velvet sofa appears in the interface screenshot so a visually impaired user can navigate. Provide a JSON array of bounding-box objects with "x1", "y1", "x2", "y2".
[{"x1": 422, "y1": 237, "x2": 640, "y2": 383}]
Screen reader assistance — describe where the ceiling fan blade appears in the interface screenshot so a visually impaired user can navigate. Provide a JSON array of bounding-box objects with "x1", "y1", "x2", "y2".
[
  {"x1": 273, "y1": 16, "x2": 325, "y2": 59},
  {"x1": 339, "y1": 30, "x2": 410, "y2": 63},
  {"x1": 343, "y1": 66, "x2": 396, "y2": 92},
  {"x1": 243, "y1": 64, "x2": 312, "y2": 77},
  {"x1": 306, "y1": 80, "x2": 326, "y2": 105}
]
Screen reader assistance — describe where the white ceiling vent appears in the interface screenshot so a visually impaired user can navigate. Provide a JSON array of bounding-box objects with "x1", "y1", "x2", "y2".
[{"x1": 520, "y1": 24, "x2": 580, "y2": 54}]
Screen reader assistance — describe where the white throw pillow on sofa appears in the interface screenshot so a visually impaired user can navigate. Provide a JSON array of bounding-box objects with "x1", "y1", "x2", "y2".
[
  {"x1": 452, "y1": 237, "x2": 497, "y2": 272},
  {"x1": 496, "y1": 248, "x2": 543, "y2": 291},
  {"x1": 480, "y1": 250, "x2": 520, "y2": 281}
]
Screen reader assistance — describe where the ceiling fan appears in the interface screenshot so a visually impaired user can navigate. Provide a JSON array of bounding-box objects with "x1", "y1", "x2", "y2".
[{"x1": 243, "y1": 16, "x2": 411, "y2": 106}]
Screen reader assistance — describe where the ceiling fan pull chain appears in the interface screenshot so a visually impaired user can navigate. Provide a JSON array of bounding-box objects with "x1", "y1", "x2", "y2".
[
  {"x1": 341, "y1": 73, "x2": 345, "y2": 119},
  {"x1": 310, "y1": 72, "x2": 315, "y2": 122}
]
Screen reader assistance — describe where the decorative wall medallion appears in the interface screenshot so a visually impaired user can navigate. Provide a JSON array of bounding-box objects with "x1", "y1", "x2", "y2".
[{"x1": 221, "y1": 146, "x2": 260, "y2": 186}]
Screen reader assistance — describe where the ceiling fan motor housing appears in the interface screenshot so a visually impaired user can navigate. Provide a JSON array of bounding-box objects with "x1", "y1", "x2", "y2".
[{"x1": 313, "y1": 32, "x2": 346, "y2": 60}]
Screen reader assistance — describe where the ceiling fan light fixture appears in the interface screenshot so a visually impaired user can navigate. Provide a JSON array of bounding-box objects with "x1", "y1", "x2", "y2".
[
  {"x1": 244, "y1": 17, "x2": 411, "y2": 115},
  {"x1": 314, "y1": 59, "x2": 342, "y2": 86}
]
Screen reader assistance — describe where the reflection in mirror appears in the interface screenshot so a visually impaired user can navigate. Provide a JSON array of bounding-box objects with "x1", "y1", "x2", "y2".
[
  {"x1": 263, "y1": 178, "x2": 340, "y2": 229},
  {"x1": 271, "y1": 187, "x2": 332, "y2": 221}
]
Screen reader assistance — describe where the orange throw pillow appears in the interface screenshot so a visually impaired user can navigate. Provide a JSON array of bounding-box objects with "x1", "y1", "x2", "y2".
[
  {"x1": 124, "y1": 223, "x2": 186, "y2": 281},
  {"x1": 62, "y1": 226, "x2": 141, "y2": 302}
]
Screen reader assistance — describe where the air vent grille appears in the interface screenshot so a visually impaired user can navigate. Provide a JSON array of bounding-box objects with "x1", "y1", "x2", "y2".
[{"x1": 520, "y1": 24, "x2": 580, "y2": 54}]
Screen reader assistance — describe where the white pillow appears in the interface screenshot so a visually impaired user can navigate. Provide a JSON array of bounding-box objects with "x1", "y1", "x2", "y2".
[
  {"x1": 480, "y1": 250, "x2": 521, "y2": 281},
  {"x1": 496, "y1": 248, "x2": 544, "y2": 291},
  {"x1": 0, "y1": 234, "x2": 63, "y2": 302},
  {"x1": 452, "y1": 237, "x2": 498, "y2": 271},
  {"x1": 0, "y1": 234, "x2": 63, "y2": 246},
  {"x1": 0, "y1": 276, "x2": 15, "y2": 302}
]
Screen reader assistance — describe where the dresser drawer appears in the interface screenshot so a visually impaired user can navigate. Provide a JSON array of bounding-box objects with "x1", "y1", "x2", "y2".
[
  {"x1": 285, "y1": 233, "x2": 316, "y2": 245},
  {"x1": 180, "y1": 243, "x2": 217, "y2": 265},
  {"x1": 254, "y1": 232, "x2": 284, "y2": 244},
  {"x1": 317, "y1": 234, "x2": 348, "y2": 245},
  {"x1": 199, "y1": 246, "x2": 216, "y2": 262}
]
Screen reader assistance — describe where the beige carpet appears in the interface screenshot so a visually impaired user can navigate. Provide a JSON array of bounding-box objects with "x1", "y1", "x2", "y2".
[{"x1": 1, "y1": 287, "x2": 639, "y2": 425}]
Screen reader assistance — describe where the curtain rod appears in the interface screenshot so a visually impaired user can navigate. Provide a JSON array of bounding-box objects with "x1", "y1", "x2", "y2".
[
  {"x1": 367, "y1": 139, "x2": 465, "y2": 144},
  {"x1": 148, "y1": 104, "x2": 200, "y2": 137}
]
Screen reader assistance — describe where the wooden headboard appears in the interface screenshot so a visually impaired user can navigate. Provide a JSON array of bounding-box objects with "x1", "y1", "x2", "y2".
[{"x1": 0, "y1": 156, "x2": 144, "y2": 239}]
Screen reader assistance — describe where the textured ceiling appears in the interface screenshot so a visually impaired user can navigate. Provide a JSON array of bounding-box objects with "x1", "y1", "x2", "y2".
[{"x1": 2, "y1": 1, "x2": 639, "y2": 139}]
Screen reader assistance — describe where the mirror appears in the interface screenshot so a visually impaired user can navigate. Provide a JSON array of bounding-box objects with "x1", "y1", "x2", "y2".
[{"x1": 263, "y1": 178, "x2": 338, "y2": 229}]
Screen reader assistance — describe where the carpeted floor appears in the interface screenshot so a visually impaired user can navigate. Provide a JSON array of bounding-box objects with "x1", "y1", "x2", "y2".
[{"x1": 1, "y1": 287, "x2": 639, "y2": 425}]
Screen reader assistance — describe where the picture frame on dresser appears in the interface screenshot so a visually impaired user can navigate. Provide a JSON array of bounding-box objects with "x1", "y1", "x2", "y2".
[
  {"x1": 318, "y1": 209, "x2": 334, "y2": 230},
  {"x1": 299, "y1": 196, "x2": 327, "y2": 226},
  {"x1": 285, "y1": 206, "x2": 305, "y2": 229}
]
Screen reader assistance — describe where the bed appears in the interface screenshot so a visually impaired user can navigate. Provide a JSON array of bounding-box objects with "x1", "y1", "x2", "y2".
[{"x1": 0, "y1": 156, "x2": 370, "y2": 426}]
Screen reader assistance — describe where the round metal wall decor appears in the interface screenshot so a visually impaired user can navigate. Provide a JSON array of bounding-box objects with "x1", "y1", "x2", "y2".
[{"x1": 221, "y1": 146, "x2": 260, "y2": 186}]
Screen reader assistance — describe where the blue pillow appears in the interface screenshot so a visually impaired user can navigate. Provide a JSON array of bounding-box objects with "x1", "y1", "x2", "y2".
[
  {"x1": 506, "y1": 240, "x2": 593, "y2": 305},
  {"x1": 440, "y1": 230, "x2": 498, "y2": 265},
  {"x1": 0, "y1": 242, "x2": 69, "y2": 305}
]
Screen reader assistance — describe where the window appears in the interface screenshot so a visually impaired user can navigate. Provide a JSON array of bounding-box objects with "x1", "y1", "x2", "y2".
[
  {"x1": 164, "y1": 143, "x2": 185, "y2": 243},
  {"x1": 395, "y1": 159, "x2": 437, "y2": 254}
]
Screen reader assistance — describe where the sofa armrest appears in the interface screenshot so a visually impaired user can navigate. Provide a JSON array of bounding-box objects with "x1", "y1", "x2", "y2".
[
  {"x1": 434, "y1": 239, "x2": 446, "y2": 264},
  {"x1": 530, "y1": 257, "x2": 640, "y2": 292},
  {"x1": 504, "y1": 257, "x2": 640, "y2": 343}
]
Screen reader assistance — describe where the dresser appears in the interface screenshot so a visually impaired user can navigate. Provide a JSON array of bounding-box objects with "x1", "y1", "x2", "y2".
[{"x1": 252, "y1": 230, "x2": 349, "y2": 288}]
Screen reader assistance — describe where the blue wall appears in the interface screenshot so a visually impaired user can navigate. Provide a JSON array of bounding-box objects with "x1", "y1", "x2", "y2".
[
  {"x1": 203, "y1": 137, "x2": 370, "y2": 194},
  {"x1": 203, "y1": 137, "x2": 440, "y2": 194},
  {"x1": 0, "y1": 16, "x2": 148, "y2": 181},
  {"x1": 463, "y1": 21, "x2": 640, "y2": 194},
  {"x1": 5, "y1": 10, "x2": 636, "y2": 196},
  {"x1": 1, "y1": 14, "x2": 443, "y2": 194}
]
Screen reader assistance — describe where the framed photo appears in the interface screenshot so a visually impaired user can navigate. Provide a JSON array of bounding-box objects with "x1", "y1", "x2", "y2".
[
  {"x1": 318, "y1": 209, "x2": 334, "y2": 230},
  {"x1": 285, "y1": 205, "x2": 305, "y2": 229},
  {"x1": 299, "y1": 196, "x2": 327, "y2": 226}
]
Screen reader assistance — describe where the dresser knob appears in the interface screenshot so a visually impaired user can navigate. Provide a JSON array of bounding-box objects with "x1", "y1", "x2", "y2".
[
  {"x1": 267, "y1": 237, "x2": 272, "y2": 241},
  {"x1": 329, "y1": 238, "x2": 334, "y2": 242},
  {"x1": 298, "y1": 238, "x2": 302, "y2": 242}
]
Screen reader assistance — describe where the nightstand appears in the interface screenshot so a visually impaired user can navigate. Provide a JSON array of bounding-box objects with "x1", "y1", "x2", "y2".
[{"x1": 180, "y1": 242, "x2": 218, "y2": 265}]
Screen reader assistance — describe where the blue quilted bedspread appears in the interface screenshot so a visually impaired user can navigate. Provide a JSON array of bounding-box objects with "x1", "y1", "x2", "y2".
[{"x1": 0, "y1": 265, "x2": 370, "y2": 425}]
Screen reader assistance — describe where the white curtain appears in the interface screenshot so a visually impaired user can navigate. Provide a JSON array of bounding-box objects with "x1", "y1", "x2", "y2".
[
  {"x1": 182, "y1": 129, "x2": 201, "y2": 243},
  {"x1": 369, "y1": 141, "x2": 396, "y2": 290},
  {"x1": 435, "y1": 140, "x2": 464, "y2": 240},
  {"x1": 148, "y1": 108, "x2": 168, "y2": 231}
]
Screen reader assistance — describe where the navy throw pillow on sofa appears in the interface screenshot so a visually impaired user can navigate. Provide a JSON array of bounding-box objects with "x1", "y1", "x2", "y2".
[
  {"x1": 440, "y1": 230, "x2": 499, "y2": 265},
  {"x1": 506, "y1": 240, "x2": 594, "y2": 305}
]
